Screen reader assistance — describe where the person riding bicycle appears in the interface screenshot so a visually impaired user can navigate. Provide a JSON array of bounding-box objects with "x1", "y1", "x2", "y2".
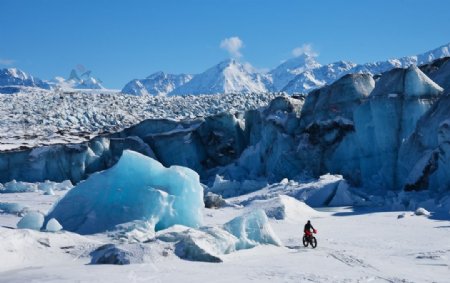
[{"x1": 304, "y1": 220, "x2": 316, "y2": 237}]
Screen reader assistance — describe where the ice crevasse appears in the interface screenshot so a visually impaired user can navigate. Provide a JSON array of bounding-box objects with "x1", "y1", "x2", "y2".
[{"x1": 45, "y1": 150, "x2": 204, "y2": 235}]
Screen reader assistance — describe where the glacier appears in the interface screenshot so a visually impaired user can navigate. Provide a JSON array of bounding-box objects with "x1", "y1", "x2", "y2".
[
  {"x1": 1, "y1": 56, "x2": 450, "y2": 198},
  {"x1": 45, "y1": 150, "x2": 204, "y2": 234}
]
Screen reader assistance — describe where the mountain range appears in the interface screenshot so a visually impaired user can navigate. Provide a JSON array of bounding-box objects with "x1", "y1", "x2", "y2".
[
  {"x1": 0, "y1": 43, "x2": 449, "y2": 95},
  {"x1": 122, "y1": 42, "x2": 450, "y2": 96},
  {"x1": 0, "y1": 68, "x2": 50, "y2": 94}
]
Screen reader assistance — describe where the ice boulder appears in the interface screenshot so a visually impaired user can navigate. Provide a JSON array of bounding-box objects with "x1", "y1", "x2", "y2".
[
  {"x1": 224, "y1": 209, "x2": 282, "y2": 249},
  {"x1": 415, "y1": 207, "x2": 431, "y2": 217},
  {"x1": 38, "y1": 180, "x2": 73, "y2": 194},
  {"x1": 45, "y1": 150, "x2": 204, "y2": 235},
  {"x1": 204, "y1": 192, "x2": 227, "y2": 209},
  {"x1": 305, "y1": 175, "x2": 344, "y2": 207},
  {"x1": 0, "y1": 202, "x2": 28, "y2": 215},
  {"x1": 17, "y1": 211, "x2": 45, "y2": 230},
  {"x1": 90, "y1": 244, "x2": 132, "y2": 265},
  {"x1": 45, "y1": 218, "x2": 63, "y2": 232},
  {"x1": 328, "y1": 181, "x2": 354, "y2": 207},
  {"x1": 169, "y1": 226, "x2": 238, "y2": 263},
  {"x1": 248, "y1": 195, "x2": 319, "y2": 221},
  {"x1": 157, "y1": 211, "x2": 282, "y2": 263},
  {"x1": 1, "y1": 180, "x2": 38, "y2": 193}
]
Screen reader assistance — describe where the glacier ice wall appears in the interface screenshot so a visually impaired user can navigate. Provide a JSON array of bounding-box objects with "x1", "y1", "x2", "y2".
[
  {"x1": 354, "y1": 66, "x2": 443, "y2": 190},
  {"x1": 1, "y1": 59, "x2": 450, "y2": 194}
]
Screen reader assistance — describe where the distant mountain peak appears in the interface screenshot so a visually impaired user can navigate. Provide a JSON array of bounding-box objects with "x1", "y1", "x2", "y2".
[
  {"x1": 269, "y1": 53, "x2": 321, "y2": 91},
  {"x1": 122, "y1": 72, "x2": 193, "y2": 96},
  {"x1": 51, "y1": 68, "x2": 104, "y2": 90},
  {"x1": 0, "y1": 68, "x2": 50, "y2": 93},
  {"x1": 168, "y1": 59, "x2": 270, "y2": 95}
]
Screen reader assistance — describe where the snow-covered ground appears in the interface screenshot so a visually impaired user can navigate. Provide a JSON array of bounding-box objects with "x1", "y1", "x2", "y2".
[
  {"x1": 1, "y1": 181, "x2": 448, "y2": 283},
  {"x1": 0, "y1": 90, "x2": 280, "y2": 150}
]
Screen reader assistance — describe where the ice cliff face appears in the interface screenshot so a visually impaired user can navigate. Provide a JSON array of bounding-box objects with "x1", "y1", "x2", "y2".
[
  {"x1": 121, "y1": 72, "x2": 193, "y2": 96},
  {"x1": 353, "y1": 66, "x2": 443, "y2": 190},
  {"x1": 1, "y1": 58, "x2": 450, "y2": 195},
  {"x1": 0, "y1": 68, "x2": 50, "y2": 93},
  {"x1": 397, "y1": 95, "x2": 450, "y2": 193}
]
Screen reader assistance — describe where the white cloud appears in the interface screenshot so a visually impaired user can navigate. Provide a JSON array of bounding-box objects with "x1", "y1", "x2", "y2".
[
  {"x1": 0, "y1": 58, "x2": 15, "y2": 66},
  {"x1": 220, "y1": 36, "x2": 243, "y2": 58},
  {"x1": 292, "y1": 43, "x2": 318, "y2": 57}
]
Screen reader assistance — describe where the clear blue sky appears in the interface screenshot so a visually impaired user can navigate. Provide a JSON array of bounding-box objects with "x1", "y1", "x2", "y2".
[{"x1": 0, "y1": 0, "x2": 449, "y2": 88}]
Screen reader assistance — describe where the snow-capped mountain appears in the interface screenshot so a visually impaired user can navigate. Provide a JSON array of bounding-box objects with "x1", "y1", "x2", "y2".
[
  {"x1": 0, "y1": 68, "x2": 50, "y2": 93},
  {"x1": 282, "y1": 61, "x2": 356, "y2": 94},
  {"x1": 283, "y1": 42, "x2": 450, "y2": 94},
  {"x1": 121, "y1": 72, "x2": 193, "y2": 96},
  {"x1": 124, "y1": 43, "x2": 449, "y2": 96},
  {"x1": 50, "y1": 69, "x2": 104, "y2": 90},
  {"x1": 168, "y1": 59, "x2": 272, "y2": 95},
  {"x1": 269, "y1": 53, "x2": 321, "y2": 91}
]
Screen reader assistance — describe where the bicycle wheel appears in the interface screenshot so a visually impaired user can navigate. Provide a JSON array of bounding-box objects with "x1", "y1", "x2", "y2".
[
  {"x1": 310, "y1": 237, "x2": 317, "y2": 248},
  {"x1": 302, "y1": 236, "x2": 309, "y2": 247}
]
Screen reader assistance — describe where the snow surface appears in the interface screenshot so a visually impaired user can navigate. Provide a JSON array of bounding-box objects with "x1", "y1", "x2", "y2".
[{"x1": 0, "y1": 178, "x2": 449, "y2": 282}]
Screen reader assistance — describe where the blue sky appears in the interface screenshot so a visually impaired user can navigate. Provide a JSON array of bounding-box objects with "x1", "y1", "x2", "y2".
[{"x1": 0, "y1": 0, "x2": 449, "y2": 88}]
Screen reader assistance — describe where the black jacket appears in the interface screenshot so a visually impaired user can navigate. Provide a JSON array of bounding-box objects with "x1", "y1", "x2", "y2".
[{"x1": 304, "y1": 222, "x2": 314, "y2": 232}]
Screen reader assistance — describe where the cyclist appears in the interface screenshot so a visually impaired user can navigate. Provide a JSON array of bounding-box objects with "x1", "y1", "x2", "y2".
[{"x1": 304, "y1": 220, "x2": 316, "y2": 237}]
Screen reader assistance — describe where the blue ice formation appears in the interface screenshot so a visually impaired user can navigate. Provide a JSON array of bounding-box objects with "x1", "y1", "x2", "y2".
[
  {"x1": 0, "y1": 202, "x2": 28, "y2": 215},
  {"x1": 224, "y1": 209, "x2": 282, "y2": 249},
  {"x1": 157, "y1": 209, "x2": 282, "y2": 262},
  {"x1": 17, "y1": 211, "x2": 45, "y2": 230},
  {"x1": 45, "y1": 150, "x2": 204, "y2": 234}
]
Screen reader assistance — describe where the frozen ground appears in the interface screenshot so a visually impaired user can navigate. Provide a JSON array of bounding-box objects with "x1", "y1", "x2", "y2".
[
  {"x1": 0, "y1": 90, "x2": 279, "y2": 150},
  {"x1": 0, "y1": 184, "x2": 448, "y2": 283}
]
